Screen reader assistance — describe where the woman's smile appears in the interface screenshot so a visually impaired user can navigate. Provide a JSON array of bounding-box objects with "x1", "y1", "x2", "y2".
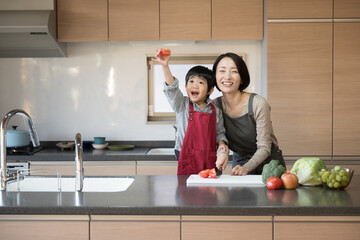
[{"x1": 221, "y1": 81, "x2": 234, "y2": 87}]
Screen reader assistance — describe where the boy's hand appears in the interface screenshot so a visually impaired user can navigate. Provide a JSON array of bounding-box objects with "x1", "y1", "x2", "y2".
[{"x1": 152, "y1": 49, "x2": 171, "y2": 66}]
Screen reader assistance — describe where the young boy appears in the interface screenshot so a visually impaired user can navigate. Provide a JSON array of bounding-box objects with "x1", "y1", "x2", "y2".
[{"x1": 153, "y1": 49, "x2": 228, "y2": 175}]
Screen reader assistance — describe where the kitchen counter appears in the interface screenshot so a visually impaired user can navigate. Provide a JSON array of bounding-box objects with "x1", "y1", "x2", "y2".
[
  {"x1": 6, "y1": 141, "x2": 177, "y2": 161},
  {"x1": 1, "y1": 175, "x2": 359, "y2": 216},
  {"x1": 7, "y1": 144, "x2": 360, "y2": 167},
  {"x1": 7, "y1": 147, "x2": 160, "y2": 161}
]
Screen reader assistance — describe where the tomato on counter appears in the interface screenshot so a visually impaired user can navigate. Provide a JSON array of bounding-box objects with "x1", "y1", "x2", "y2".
[{"x1": 266, "y1": 176, "x2": 282, "y2": 190}]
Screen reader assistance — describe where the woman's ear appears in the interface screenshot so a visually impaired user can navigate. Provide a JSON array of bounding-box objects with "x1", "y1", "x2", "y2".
[{"x1": 208, "y1": 87, "x2": 214, "y2": 95}]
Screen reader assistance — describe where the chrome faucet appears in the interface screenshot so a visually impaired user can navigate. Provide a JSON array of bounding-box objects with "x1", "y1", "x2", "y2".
[
  {"x1": 75, "y1": 133, "x2": 84, "y2": 192},
  {"x1": 1, "y1": 109, "x2": 40, "y2": 191}
]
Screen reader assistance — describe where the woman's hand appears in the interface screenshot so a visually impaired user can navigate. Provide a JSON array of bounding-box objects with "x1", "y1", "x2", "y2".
[
  {"x1": 216, "y1": 152, "x2": 228, "y2": 171},
  {"x1": 230, "y1": 165, "x2": 249, "y2": 176},
  {"x1": 152, "y1": 49, "x2": 170, "y2": 66},
  {"x1": 217, "y1": 141, "x2": 229, "y2": 153},
  {"x1": 216, "y1": 141, "x2": 229, "y2": 171}
]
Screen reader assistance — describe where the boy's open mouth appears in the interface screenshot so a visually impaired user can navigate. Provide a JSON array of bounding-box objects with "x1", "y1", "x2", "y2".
[{"x1": 191, "y1": 91, "x2": 199, "y2": 97}]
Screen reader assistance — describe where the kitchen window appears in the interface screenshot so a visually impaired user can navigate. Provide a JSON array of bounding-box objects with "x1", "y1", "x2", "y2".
[{"x1": 146, "y1": 54, "x2": 245, "y2": 123}]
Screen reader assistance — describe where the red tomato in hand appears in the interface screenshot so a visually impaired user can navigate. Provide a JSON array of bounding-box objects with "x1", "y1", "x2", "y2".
[
  {"x1": 199, "y1": 169, "x2": 210, "y2": 178},
  {"x1": 281, "y1": 173, "x2": 298, "y2": 189},
  {"x1": 160, "y1": 48, "x2": 171, "y2": 56},
  {"x1": 266, "y1": 177, "x2": 282, "y2": 190},
  {"x1": 209, "y1": 168, "x2": 217, "y2": 178}
]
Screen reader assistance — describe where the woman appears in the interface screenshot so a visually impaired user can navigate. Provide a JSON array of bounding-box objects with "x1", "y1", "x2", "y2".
[{"x1": 213, "y1": 52, "x2": 285, "y2": 176}]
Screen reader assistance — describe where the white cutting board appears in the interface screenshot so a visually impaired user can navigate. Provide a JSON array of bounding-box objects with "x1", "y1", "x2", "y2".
[{"x1": 186, "y1": 174, "x2": 265, "y2": 187}]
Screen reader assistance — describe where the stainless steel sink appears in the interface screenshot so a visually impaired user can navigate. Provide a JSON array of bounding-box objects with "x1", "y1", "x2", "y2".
[
  {"x1": 146, "y1": 148, "x2": 175, "y2": 155},
  {"x1": 6, "y1": 176, "x2": 134, "y2": 192}
]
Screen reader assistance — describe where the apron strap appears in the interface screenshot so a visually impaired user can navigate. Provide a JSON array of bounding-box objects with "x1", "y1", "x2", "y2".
[
  {"x1": 189, "y1": 100, "x2": 194, "y2": 112},
  {"x1": 248, "y1": 93, "x2": 256, "y2": 119}
]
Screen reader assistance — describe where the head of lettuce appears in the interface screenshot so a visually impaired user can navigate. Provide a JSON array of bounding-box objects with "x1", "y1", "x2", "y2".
[{"x1": 291, "y1": 157, "x2": 326, "y2": 186}]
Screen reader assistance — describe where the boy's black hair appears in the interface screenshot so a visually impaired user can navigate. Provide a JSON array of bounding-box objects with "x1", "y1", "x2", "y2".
[
  {"x1": 212, "y1": 52, "x2": 250, "y2": 91},
  {"x1": 185, "y1": 65, "x2": 215, "y2": 93}
]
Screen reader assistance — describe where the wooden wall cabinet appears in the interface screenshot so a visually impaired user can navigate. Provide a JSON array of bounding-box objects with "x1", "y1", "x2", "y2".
[
  {"x1": 212, "y1": 0, "x2": 263, "y2": 40},
  {"x1": 109, "y1": 0, "x2": 159, "y2": 41},
  {"x1": 91, "y1": 215, "x2": 180, "y2": 240},
  {"x1": 0, "y1": 215, "x2": 89, "y2": 240},
  {"x1": 58, "y1": 0, "x2": 263, "y2": 42},
  {"x1": 267, "y1": 0, "x2": 333, "y2": 19},
  {"x1": 334, "y1": 0, "x2": 360, "y2": 18},
  {"x1": 267, "y1": 0, "x2": 360, "y2": 157},
  {"x1": 274, "y1": 216, "x2": 360, "y2": 240},
  {"x1": 160, "y1": 0, "x2": 211, "y2": 41},
  {"x1": 333, "y1": 22, "x2": 360, "y2": 155},
  {"x1": 57, "y1": 0, "x2": 108, "y2": 42},
  {"x1": 182, "y1": 216, "x2": 272, "y2": 240},
  {"x1": 267, "y1": 22, "x2": 333, "y2": 156}
]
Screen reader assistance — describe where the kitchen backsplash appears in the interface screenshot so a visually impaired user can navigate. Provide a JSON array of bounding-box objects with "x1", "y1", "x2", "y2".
[{"x1": 0, "y1": 41, "x2": 263, "y2": 141}]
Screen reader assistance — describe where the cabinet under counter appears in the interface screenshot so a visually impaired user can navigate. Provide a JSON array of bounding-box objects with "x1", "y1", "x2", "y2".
[{"x1": 29, "y1": 161, "x2": 136, "y2": 176}]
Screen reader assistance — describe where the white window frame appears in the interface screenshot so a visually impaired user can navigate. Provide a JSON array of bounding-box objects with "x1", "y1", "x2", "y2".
[{"x1": 146, "y1": 53, "x2": 245, "y2": 123}]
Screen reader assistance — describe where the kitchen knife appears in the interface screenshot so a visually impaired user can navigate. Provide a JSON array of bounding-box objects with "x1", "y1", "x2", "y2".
[{"x1": 216, "y1": 167, "x2": 222, "y2": 177}]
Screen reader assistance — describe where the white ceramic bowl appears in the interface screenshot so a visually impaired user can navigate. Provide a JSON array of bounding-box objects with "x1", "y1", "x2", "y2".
[{"x1": 92, "y1": 143, "x2": 109, "y2": 150}]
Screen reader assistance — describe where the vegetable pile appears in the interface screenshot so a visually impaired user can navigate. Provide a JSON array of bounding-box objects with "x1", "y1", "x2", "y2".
[
  {"x1": 262, "y1": 160, "x2": 286, "y2": 184},
  {"x1": 291, "y1": 157, "x2": 326, "y2": 186}
]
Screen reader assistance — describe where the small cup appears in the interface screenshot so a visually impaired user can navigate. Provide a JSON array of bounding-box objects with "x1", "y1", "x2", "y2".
[{"x1": 94, "y1": 137, "x2": 106, "y2": 144}]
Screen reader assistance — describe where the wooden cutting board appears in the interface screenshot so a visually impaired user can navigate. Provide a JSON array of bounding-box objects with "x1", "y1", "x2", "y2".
[{"x1": 186, "y1": 174, "x2": 265, "y2": 186}]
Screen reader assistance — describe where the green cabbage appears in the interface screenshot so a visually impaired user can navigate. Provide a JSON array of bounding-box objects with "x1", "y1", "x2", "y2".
[{"x1": 291, "y1": 157, "x2": 326, "y2": 186}]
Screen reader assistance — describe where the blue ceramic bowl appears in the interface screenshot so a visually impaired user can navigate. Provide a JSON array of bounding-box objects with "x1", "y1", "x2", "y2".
[{"x1": 94, "y1": 137, "x2": 106, "y2": 144}]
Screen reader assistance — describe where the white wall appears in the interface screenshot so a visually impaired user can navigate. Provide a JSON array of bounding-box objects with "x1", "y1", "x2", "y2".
[{"x1": 0, "y1": 41, "x2": 263, "y2": 141}]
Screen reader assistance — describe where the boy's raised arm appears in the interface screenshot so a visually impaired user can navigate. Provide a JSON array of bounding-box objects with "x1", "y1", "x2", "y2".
[{"x1": 152, "y1": 49, "x2": 174, "y2": 86}]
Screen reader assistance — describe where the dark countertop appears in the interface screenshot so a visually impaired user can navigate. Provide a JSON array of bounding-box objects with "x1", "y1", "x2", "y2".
[
  {"x1": 1, "y1": 175, "x2": 359, "y2": 216},
  {"x1": 7, "y1": 141, "x2": 177, "y2": 161},
  {"x1": 7, "y1": 147, "x2": 161, "y2": 161}
]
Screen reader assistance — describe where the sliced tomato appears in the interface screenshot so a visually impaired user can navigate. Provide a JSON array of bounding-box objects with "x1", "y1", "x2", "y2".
[
  {"x1": 209, "y1": 168, "x2": 217, "y2": 178},
  {"x1": 199, "y1": 169, "x2": 210, "y2": 178},
  {"x1": 160, "y1": 48, "x2": 171, "y2": 56}
]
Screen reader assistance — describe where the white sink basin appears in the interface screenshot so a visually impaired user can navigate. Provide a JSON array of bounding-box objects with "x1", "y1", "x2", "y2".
[
  {"x1": 6, "y1": 176, "x2": 134, "y2": 192},
  {"x1": 146, "y1": 148, "x2": 174, "y2": 155}
]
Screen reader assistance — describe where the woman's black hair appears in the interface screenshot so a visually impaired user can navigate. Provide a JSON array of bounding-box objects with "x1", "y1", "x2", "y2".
[
  {"x1": 212, "y1": 52, "x2": 250, "y2": 91},
  {"x1": 185, "y1": 65, "x2": 215, "y2": 93}
]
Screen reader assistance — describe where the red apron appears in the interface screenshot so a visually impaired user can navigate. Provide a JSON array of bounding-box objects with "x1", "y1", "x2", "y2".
[{"x1": 177, "y1": 101, "x2": 217, "y2": 175}]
